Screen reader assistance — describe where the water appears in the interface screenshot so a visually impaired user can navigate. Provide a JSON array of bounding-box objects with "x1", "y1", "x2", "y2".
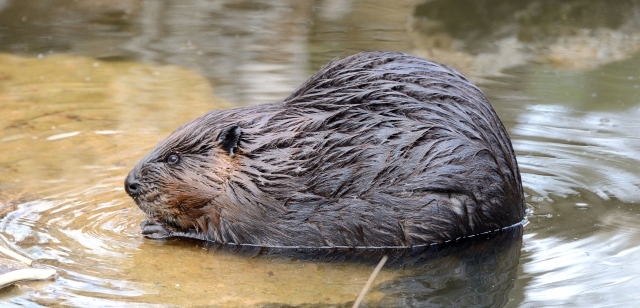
[{"x1": 1, "y1": 0, "x2": 639, "y2": 306}]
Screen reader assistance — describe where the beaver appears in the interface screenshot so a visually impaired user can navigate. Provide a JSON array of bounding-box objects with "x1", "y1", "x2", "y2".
[{"x1": 124, "y1": 51, "x2": 525, "y2": 248}]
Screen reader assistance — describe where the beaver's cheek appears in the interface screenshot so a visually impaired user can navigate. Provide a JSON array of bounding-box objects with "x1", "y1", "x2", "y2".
[
  {"x1": 168, "y1": 175, "x2": 223, "y2": 206},
  {"x1": 171, "y1": 188, "x2": 217, "y2": 210}
]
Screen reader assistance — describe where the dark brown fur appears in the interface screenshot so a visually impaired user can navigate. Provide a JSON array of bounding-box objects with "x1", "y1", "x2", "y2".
[{"x1": 125, "y1": 51, "x2": 525, "y2": 248}]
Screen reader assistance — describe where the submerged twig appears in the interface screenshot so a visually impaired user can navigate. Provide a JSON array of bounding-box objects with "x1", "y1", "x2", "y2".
[
  {"x1": 352, "y1": 255, "x2": 388, "y2": 308},
  {"x1": 0, "y1": 268, "x2": 57, "y2": 288},
  {"x1": 0, "y1": 245, "x2": 32, "y2": 266}
]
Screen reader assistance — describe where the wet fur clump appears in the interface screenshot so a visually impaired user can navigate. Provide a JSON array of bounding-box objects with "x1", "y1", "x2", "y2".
[{"x1": 125, "y1": 51, "x2": 525, "y2": 248}]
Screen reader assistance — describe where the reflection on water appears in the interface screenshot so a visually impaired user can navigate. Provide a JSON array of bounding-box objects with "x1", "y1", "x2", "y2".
[
  {"x1": 522, "y1": 219, "x2": 640, "y2": 307},
  {"x1": 515, "y1": 103, "x2": 640, "y2": 201},
  {"x1": 1, "y1": 0, "x2": 640, "y2": 306}
]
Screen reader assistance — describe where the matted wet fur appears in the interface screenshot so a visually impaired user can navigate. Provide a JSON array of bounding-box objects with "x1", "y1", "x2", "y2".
[{"x1": 125, "y1": 51, "x2": 525, "y2": 248}]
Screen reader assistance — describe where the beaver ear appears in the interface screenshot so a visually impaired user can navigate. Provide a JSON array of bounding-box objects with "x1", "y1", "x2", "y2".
[{"x1": 217, "y1": 125, "x2": 242, "y2": 156}]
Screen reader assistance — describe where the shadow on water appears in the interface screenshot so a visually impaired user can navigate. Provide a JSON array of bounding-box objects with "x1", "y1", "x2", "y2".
[{"x1": 155, "y1": 226, "x2": 523, "y2": 307}]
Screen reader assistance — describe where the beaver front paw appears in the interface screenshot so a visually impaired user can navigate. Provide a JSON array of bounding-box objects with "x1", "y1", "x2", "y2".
[{"x1": 140, "y1": 218, "x2": 171, "y2": 239}]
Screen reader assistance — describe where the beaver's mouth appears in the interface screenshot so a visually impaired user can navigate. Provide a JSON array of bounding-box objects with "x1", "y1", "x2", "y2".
[
  {"x1": 131, "y1": 189, "x2": 181, "y2": 238},
  {"x1": 131, "y1": 189, "x2": 162, "y2": 212}
]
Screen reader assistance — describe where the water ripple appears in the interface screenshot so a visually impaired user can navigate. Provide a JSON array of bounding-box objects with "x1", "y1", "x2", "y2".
[
  {"x1": 521, "y1": 214, "x2": 640, "y2": 306},
  {"x1": 513, "y1": 104, "x2": 640, "y2": 202}
]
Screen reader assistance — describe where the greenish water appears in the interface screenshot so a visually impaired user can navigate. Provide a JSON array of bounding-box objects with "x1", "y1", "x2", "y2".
[{"x1": 1, "y1": 0, "x2": 639, "y2": 306}]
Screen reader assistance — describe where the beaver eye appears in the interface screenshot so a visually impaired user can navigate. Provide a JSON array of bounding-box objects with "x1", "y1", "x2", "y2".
[{"x1": 165, "y1": 153, "x2": 180, "y2": 166}]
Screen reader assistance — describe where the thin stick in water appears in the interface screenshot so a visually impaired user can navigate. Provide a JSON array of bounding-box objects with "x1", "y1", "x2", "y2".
[
  {"x1": 0, "y1": 268, "x2": 56, "y2": 288},
  {"x1": 352, "y1": 255, "x2": 388, "y2": 308}
]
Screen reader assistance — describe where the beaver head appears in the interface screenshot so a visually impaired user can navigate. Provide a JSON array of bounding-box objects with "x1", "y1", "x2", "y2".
[{"x1": 125, "y1": 115, "x2": 243, "y2": 235}]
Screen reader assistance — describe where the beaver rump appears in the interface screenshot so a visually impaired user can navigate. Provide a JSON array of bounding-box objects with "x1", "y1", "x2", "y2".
[{"x1": 124, "y1": 51, "x2": 525, "y2": 248}]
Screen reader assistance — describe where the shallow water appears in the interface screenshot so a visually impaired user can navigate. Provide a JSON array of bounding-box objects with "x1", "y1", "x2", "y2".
[{"x1": 1, "y1": 0, "x2": 639, "y2": 306}]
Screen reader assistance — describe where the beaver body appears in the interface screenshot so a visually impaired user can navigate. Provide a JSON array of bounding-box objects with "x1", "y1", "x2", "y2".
[{"x1": 125, "y1": 51, "x2": 525, "y2": 248}]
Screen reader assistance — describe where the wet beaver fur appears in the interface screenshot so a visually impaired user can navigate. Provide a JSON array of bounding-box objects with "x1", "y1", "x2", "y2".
[{"x1": 125, "y1": 51, "x2": 525, "y2": 248}]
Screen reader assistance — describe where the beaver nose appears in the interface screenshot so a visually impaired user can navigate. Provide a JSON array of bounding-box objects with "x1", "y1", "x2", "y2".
[{"x1": 124, "y1": 173, "x2": 142, "y2": 197}]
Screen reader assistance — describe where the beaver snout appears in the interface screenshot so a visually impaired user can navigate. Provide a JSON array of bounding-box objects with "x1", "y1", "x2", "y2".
[{"x1": 124, "y1": 172, "x2": 142, "y2": 197}]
